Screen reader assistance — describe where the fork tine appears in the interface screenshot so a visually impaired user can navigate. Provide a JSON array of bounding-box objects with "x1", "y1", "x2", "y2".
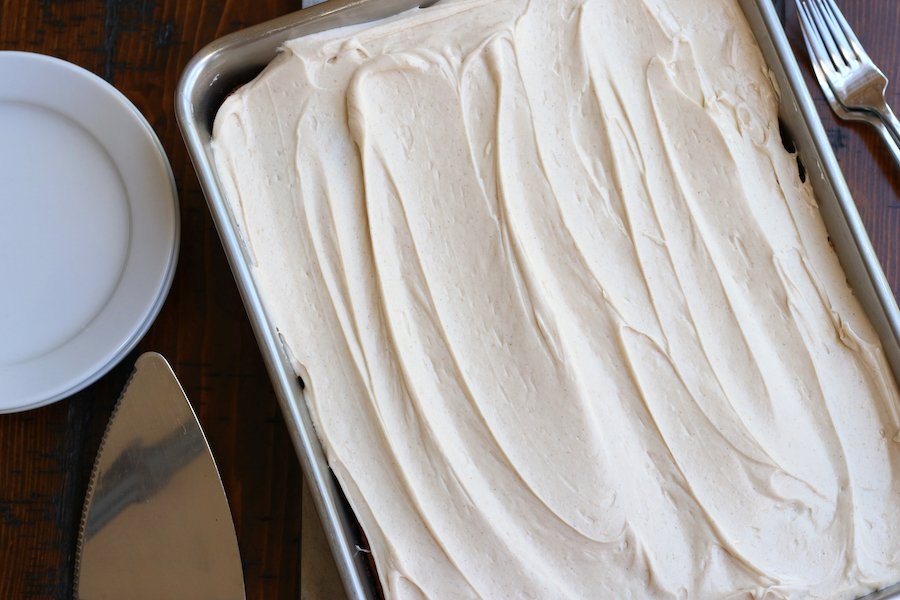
[
  {"x1": 798, "y1": 1, "x2": 840, "y2": 81},
  {"x1": 805, "y1": 0, "x2": 845, "y2": 72},
  {"x1": 820, "y1": 0, "x2": 869, "y2": 64},
  {"x1": 798, "y1": 3, "x2": 832, "y2": 91},
  {"x1": 817, "y1": 0, "x2": 860, "y2": 67}
]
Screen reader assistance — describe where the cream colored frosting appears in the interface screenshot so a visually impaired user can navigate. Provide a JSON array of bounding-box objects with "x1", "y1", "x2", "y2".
[{"x1": 212, "y1": 0, "x2": 900, "y2": 597}]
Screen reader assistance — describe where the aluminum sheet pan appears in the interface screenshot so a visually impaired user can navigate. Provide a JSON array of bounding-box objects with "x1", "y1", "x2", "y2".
[{"x1": 176, "y1": 1, "x2": 900, "y2": 598}]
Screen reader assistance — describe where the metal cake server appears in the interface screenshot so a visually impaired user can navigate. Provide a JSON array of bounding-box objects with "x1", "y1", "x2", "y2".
[{"x1": 74, "y1": 352, "x2": 245, "y2": 600}]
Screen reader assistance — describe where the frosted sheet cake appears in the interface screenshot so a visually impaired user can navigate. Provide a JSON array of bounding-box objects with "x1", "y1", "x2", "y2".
[{"x1": 211, "y1": 0, "x2": 900, "y2": 597}]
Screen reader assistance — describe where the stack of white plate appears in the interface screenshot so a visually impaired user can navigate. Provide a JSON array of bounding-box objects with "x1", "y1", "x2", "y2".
[{"x1": 0, "y1": 52, "x2": 179, "y2": 412}]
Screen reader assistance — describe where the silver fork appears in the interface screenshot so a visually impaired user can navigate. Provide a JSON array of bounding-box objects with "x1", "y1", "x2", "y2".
[
  {"x1": 797, "y1": 0, "x2": 900, "y2": 156},
  {"x1": 797, "y1": 1, "x2": 900, "y2": 167}
]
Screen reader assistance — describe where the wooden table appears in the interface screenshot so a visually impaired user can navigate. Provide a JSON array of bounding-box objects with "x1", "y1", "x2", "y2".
[{"x1": 0, "y1": 0, "x2": 897, "y2": 598}]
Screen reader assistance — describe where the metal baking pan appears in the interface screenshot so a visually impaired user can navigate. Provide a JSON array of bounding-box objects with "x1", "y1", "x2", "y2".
[{"x1": 176, "y1": 0, "x2": 900, "y2": 598}]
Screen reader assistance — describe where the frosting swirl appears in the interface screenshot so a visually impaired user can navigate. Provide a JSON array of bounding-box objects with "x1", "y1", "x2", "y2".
[{"x1": 213, "y1": 0, "x2": 900, "y2": 597}]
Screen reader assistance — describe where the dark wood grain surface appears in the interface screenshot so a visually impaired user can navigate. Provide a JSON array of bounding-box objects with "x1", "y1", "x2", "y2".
[{"x1": 0, "y1": 0, "x2": 897, "y2": 598}]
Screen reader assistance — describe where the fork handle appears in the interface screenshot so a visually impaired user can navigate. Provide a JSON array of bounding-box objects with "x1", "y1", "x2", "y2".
[
  {"x1": 878, "y1": 104, "x2": 900, "y2": 149},
  {"x1": 868, "y1": 116, "x2": 900, "y2": 172}
]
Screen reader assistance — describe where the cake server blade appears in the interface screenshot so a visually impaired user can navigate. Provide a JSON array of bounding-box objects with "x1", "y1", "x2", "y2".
[{"x1": 74, "y1": 352, "x2": 245, "y2": 600}]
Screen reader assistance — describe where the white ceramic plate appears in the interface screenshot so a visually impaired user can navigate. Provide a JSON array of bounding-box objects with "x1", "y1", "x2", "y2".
[{"x1": 0, "y1": 52, "x2": 179, "y2": 413}]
